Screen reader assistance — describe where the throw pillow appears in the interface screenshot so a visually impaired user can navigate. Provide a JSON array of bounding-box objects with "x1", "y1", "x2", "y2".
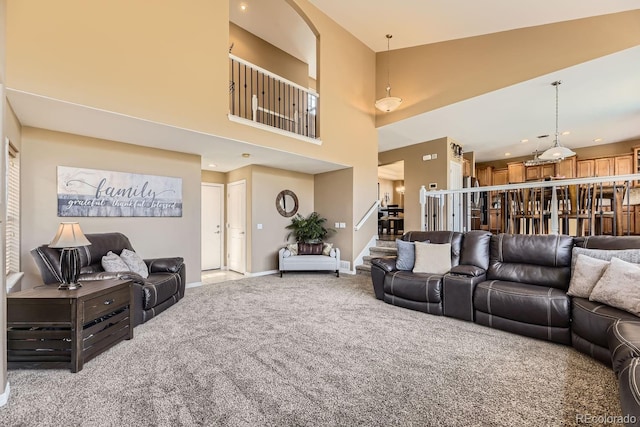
[
  {"x1": 571, "y1": 247, "x2": 640, "y2": 268},
  {"x1": 322, "y1": 243, "x2": 333, "y2": 256},
  {"x1": 567, "y1": 254, "x2": 610, "y2": 298},
  {"x1": 101, "y1": 251, "x2": 130, "y2": 273},
  {"x1": 395, "y1": 239, "x2": 415, "y2": 271},
  {"x1": 120, "y1": 248, "x2": 150, "y2": 279},
  {"x1": 413, "y1": 242, "x2": 452, "y2": 275},
  {"x1": 298, "y1": 242, "x2": 323, "y2": 255},
  {"x1": 590, "y1": 257, "x2": 640, "y2": 316},
  {"x1": 286, "y1": 243, "x2": 298, "y2": 256}
]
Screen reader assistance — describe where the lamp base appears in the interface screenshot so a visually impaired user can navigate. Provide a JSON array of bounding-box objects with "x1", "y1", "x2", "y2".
[{"x1": 58, "y1": 282, "x2": 82, "y2": 291}]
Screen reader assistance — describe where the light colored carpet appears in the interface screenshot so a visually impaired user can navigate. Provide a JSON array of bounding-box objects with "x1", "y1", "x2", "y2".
[{"x1": 1, "y1": 273, "x2": 623, "y2": 426}]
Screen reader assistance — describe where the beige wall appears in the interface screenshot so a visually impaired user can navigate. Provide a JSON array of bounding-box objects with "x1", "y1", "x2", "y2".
[
  {"x1": 252, "y1": 166, "x2": 314, "y2": 272},
  {"x1": 315, "y1": 168, "x2": 353, "y2": 264},
  {"x1": 6, "y1": 0, "x2": 380, "y2": 268},
  {"x1": 379, "y1": 137, "x2": 450, "y2": 231},
  {"x1": 230, "y1": 22, "x2": 310, "y2": 87},
  {"x1": 376, "y1": 10, "x2": 640, "y2": 127},
  {"x1": 20, "y1": 128, "x2": 202, "y2": 288},
  {"x1": 478, "y1": 138, "x2": 640, "y2": 170},
  {"x1": 201, "y1": 170, "x2": 226, "y2": 184}
]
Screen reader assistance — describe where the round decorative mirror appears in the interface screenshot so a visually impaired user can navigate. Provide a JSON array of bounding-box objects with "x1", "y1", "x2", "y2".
[{"x1": 276, "y1": 190, "x2": 299, "y2": 217}]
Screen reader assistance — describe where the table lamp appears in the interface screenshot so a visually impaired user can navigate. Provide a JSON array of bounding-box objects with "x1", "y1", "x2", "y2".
[{"x1": 48, "y1": 222, "x2": 91, "y2": 290}]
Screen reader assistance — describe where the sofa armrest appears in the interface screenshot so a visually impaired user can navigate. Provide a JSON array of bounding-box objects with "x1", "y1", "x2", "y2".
[
  {"x1": 371, "y1": 257, "x2": 397, "y2": 273},
  {"x1": 443, "y1": 273, "x2": 487, "y2": 321},
  {"x1": 80, "y1": 271, "x2": 147, "y2": 284},
  {"x1": 144, "y1": 257, "x2": 184, "y2": 274},
  {"x1": 449, "y1": 264, "x2": 485, "y2": 278}
]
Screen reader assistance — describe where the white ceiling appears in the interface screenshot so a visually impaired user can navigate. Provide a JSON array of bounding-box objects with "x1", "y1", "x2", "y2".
[{"x1": 6, "y1": 2, "x2": 640, "y2": 172}]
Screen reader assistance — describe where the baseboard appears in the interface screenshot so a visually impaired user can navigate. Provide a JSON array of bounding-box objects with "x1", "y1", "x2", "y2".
[
  {"x1": 244, "y1": 269, "x2": 278, "y2": 278},
  {"x1": 0, "y1": 381, "x2": 10, "y2": 407},
  {"x1": 185, "y1": 281, "x2": 203, "y2": 289}
]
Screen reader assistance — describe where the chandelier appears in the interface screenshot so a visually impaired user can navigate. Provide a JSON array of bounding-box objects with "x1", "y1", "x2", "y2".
[
  {"x1": 375, "y1": 34, "x2": 402, "y2": 113},
  {"x1": 538, "y1": 81, "x2": 576, "y2": 160}
]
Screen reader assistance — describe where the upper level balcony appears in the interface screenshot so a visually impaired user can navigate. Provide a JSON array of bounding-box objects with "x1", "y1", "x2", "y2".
[{"x1": 229, "y1": 54, "x2": 319, "y2": 142}]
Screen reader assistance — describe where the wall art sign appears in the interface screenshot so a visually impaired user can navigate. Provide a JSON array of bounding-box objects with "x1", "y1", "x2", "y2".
[{"x1": 57, "y1": 166, "x2": 183, "y2": 217}]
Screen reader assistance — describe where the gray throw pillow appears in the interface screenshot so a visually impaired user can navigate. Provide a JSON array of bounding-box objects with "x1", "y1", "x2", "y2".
[
  {"x1": 567, "y1": 254, "x2": 610, "y2": 298},
  {"x1": 120, "y1": 248, "x2": 149, "y2": 279},
  {"x1": 102, "y1": 251, "x2": 130, "y2": 273},
  {"x1": 571, "y1": 247, "x2": 640, "y2": 269},
  {"x1": 590, "y1": 257, "x2": 640, "y2": 316},
  {"x1": 395, "y1": 239, "x2": 415, "y2": 271}
]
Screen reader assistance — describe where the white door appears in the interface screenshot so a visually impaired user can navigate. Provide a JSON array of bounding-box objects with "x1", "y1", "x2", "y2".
[
  {"x1": 201, "y1": 183, "x2": 223, "y2": 270},
  {"x1": 227, "y1": 180, "x2": 246, "y2": 274}
]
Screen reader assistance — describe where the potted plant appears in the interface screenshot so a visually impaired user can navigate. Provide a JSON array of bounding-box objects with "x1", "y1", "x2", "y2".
[{"x1": 285, "y1": 211, "x2": 335, "y2": 243}]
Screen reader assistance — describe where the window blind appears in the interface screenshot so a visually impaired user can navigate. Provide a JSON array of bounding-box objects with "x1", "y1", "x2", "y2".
[{"x1": 6, "y1": 142, "x2": 20, "y2": 275}]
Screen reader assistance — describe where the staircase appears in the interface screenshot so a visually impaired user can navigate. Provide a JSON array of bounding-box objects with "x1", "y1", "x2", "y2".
[{"x1": 355, "y1": 238, "x2": 398, "y2": 275}]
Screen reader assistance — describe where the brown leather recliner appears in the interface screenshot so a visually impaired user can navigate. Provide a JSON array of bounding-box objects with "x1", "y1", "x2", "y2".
[
  {"x1": 473, "y1": 233, "x2": 574, "y2": 345},
  {"x1": 370, "y1": 230, "x2": 491, "y2": 315},
  {"x1": 31, "y1": 232, "x2": 185, "y2": 326}
]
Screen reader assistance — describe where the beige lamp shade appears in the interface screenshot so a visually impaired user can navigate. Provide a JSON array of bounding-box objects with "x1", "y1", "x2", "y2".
[{"x1": 49, "y1": 222, "x2": 91, "y2": 248}]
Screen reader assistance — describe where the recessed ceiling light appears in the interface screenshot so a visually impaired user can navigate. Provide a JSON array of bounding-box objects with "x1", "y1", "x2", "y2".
[
  {"x1": 520, "y1": 139, "x2": 529, "y2": 143},
  {"x1": 242, "y1": 153, "x2": 251, "y2": 158},
  {"x1": 240, "y1": 2, "x2": 248, "y2": 12},
  {"x1": 594, "y1": 138, "x2": 604, "y2": 143},
  {"x1": 504, "y1": 152, "x2": 511, "y2": 157},
  {"x1": 208, "y1": 163, "x2": 217, "y2": 168},
  {"x1": 562, "y1": 131, "x2": 571, "y2": 136}
]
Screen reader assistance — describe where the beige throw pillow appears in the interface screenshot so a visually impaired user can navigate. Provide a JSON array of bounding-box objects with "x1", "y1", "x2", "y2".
[
  {"x1": 589, "y1": 257, "x2": 640, "y2": 316},
  {"x1": 322, "y1": 243, "x2": 333, "y2": 256},
  {"x1": 567, "y1": 254, "x2": 610, "y2": 298},
  {"x1": 412, "y1": 242, "x2": 451, "y2": 275},
  {"x1": 120, "y1": 248, "x2": 149, "y2": 279}
]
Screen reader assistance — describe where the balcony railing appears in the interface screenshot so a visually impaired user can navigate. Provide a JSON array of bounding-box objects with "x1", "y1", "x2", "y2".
[
  {"x1": 229, "y1": 54, "x2": 318, "y2": 140},
  {"x1": 419, "y1": 174, "x2": 640, "y2": 236}
]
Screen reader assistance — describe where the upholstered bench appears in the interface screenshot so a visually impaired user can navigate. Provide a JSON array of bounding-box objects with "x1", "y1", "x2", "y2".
[{"x1": 278, "y1": 246, "x2": 340, "y2": 277}]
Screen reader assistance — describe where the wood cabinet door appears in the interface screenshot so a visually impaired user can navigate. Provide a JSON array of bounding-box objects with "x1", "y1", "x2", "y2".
[
  {"x1": 577, "y1": 159, "x2": 595, "y2": 178},
  {"x1": 556, "y1": 158, "x2": 576, "y2": 179},
  {"x1": 541, "y1": 164, "x2": 556, "y2": 179},
  {"x1": 463, "y1": 158, "x2": 472, "y2": 177},
  {"x1": 525, "y1": 166, "x2": 541, "y2": 181},
  {"x1": 595, "y1": 157, "x2": 614, "y2": 177},
  {"x1": 493, "y1": 169, "x2": 508, "y2": 186},
  {"x1": 476, "y1": 166, "x2": 493, "y2": 187},
  {"x1": 508, "y1": 163, "x2": 525, "y2": 183},
  {"x1": 615, "y1": 155, "x2": 634, "y2": 186}
]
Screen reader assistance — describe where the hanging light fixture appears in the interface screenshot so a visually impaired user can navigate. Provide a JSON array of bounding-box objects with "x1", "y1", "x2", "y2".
[
  {"x1": 538, "y1": 81, "x2": 576, "y2": 160},
  {"x1": 375, "y1": 34, "x2": 402, "y2": 113}
]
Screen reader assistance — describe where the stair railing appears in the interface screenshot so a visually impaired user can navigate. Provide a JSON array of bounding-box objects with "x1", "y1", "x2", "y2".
[{"x1": 355, "y1": 200, "x2": 381, "y2": 231}]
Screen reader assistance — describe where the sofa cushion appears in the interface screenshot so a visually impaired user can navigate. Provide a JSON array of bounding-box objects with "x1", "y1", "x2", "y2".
[
  {"x1": 395, "y1": 239, "x2": 415, "y2": 271},
  {"x1": 142, "y1": 273, "x2": 181, "y2": 309},
  {"x1": 383, "y1": 271, "x2": 443, "y2": 304},
  {"x1": 474, "y1": 280, "x2": 570, "y2": 328},
  {"x1": 615, "y1": 358, "x2": 640, "y2": 424},
  {"x1": 590, "y1": 257, "x2": 640, "y2": 316},
  {"x1": 286, "y1": 243, "x2": 298, "y2": 255},
  {"x1": 487, "y1": 234, "x2": 573, "y2": 290},
  {"x1": 101, "y1": 251, "x2": 129, "y2": 273},
  {"x1": 322, "y1": 243, "x2": 333, "y2": 256},
  {"x1": 120, "y1": 249, "x2": 149, "y2": 279},
  {"x1": 403, "y1": 231, "x2": 463, "y2": 267},
  {"x1": 567, "y1": 254, "x2": 610, "y2": 298},
  {"x1": 413, "y1": 242, "x2": 451, "y2": 274}
]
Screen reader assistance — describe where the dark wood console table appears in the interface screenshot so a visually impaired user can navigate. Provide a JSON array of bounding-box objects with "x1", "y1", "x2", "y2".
[{"x1": 7, "y1": 279, "x2": 133, "y2": 373}]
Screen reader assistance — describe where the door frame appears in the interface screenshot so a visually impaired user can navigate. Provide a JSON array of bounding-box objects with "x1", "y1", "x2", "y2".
[
  {"x1": 201, "y1": 183, "x2": 224, "y2": 271},
  {"x1": 226, "y1": 179, "x2": 247, "y2": 274}
]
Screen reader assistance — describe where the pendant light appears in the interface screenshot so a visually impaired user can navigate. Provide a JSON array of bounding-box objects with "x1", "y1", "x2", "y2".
[
  {"x1": 375, "y1": 34, "x2": 402, "y2": 113},
  {"x1": 538, "y1": 81, "x2": 576, "y2": 160}
]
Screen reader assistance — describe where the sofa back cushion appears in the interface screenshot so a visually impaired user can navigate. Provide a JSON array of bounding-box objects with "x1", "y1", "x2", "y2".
[
  {"x1": 574, "y1": 235, "x2": 640, "y2": 250},
  {"x1": 402, "y1": 231, "x2": 463, "y2": 267},
  {"x1": 459, "y1": 230, "x2": 492, "y2": 270},
  {"x1": 487, "y1": 234, "x2": 573, "y2": 290}
]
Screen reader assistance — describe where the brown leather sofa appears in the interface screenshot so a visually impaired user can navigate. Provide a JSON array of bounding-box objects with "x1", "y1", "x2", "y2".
[
  {"x1": 371, "y1": 230, "x2": 492, "y2": 316},
  {"x1": 31, "y1": 232, "x2": 185, "y2": 326},
  {"x1": 370, "y1": 231, "x2": 640, "y2": 425}
]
